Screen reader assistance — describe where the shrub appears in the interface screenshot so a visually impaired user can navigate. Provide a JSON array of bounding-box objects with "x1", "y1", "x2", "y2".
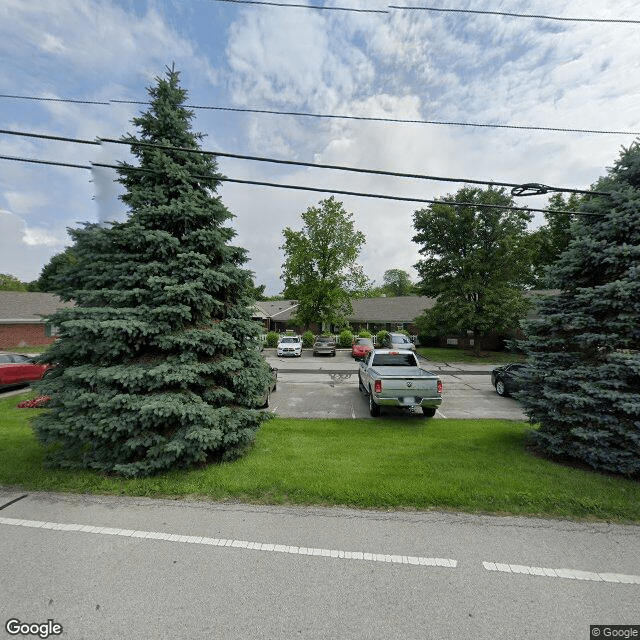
[
  {"x1": 358, "y1": 330, "x2": 372, "y2": 338},
  {"x1": 265, "y1": 331, "x2": 280, "y2": 348},
  {"x1": 376, "y1": 330, "x2": 389, "y2": 347},
  {"x1": 302, "y1": 330, "x2": 315, "y2": 347},
  {"x1": 338, "y1": 329, "x2": 354, "y2": 348}
]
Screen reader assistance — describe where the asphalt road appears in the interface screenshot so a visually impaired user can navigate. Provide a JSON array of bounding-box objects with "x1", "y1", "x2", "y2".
[
  {"x1": 264, "y1": 350, "x2": 526, "y2": 420},
  {"x1": 1, "y1": 491, "x2": 638, "y2": 640}
]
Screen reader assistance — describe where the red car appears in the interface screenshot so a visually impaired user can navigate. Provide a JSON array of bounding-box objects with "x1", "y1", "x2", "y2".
[
  {"x1": 351, "y1": 337, "x2": 374, "y2": 360},
  {"x1": 0, "y1": 351, "x2": 49, "y2": 389}
]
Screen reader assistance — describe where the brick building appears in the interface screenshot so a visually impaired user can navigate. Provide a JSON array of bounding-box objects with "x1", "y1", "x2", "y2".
[{"x1": 0, "y1": 292, "x2": 74, "y2": 349}]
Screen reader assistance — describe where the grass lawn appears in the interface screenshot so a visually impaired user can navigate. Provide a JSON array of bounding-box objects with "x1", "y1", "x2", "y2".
[
  {"x1": 1, "y1": 392, "x2": 638, "y2": 522},
  {"x1": 417, "y1": 346, "x2": 525, "y2": 364}
]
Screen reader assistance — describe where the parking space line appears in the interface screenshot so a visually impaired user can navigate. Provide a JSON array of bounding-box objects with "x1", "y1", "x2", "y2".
[{"x1": 0, "y1": 516, "x2": 457, "y2": 570}]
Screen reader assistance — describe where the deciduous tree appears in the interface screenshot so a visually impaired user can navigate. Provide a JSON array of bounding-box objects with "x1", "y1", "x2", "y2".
[
  {"x1": 413, "y1": 187, "x2": 533, "y2": 354},
  {"x1": 280, "y1": 196, "x2": 369, "y2": 327}
]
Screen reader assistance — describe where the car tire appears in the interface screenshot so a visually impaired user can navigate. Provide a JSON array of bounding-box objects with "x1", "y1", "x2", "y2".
[
  {"x1": 495, "y1": 379, "x2": 508, "y2": 396},
  {"x1": 369, "y1": 391, "x2": 381, "y2": 417},
  {"x1": 422, "y1": 407, "x2": 436, "y2": 417}
]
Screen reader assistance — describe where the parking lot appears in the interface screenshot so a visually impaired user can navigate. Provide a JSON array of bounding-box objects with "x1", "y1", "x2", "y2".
[{"x1": 264, "y1": 350, "x2": 527, "y2": 420}]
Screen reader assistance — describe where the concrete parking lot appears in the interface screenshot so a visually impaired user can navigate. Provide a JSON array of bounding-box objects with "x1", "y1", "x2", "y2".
[{"x1": 264, "y1": 350, "x2": 527, "y2": 421}]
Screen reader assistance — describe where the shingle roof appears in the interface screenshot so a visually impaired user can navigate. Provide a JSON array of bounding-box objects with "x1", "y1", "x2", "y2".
[
  {"x1": 0, "y1": 292, "x2": 75, "y2": 323},
  {"x1": 254, "y1": 300, "x2": 299, "y2": 322},
  {"x1": 349, "y1": 296, "x2": 435, "y2": 323}
]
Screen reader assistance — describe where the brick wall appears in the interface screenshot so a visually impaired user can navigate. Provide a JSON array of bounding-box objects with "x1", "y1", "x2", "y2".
[{"x1": 0, "y1": 324, "x2": 56, "y2": 349}]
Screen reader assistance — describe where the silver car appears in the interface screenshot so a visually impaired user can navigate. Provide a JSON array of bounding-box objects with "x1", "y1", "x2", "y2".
[{"x1": 380, "y1": 332, "x2": 415, "y2": 352}]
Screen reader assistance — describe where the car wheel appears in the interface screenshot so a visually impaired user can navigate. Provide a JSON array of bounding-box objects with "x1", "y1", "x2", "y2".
[
  {"x1": 422, "y1": 407, "x2": 436, "y2": 417},
  {"x1": 369, "y1": 392, "x2": 381, "y2": 417},
  {"x1": 495, "y1": 379, "x2": 508, "y2": 396}
]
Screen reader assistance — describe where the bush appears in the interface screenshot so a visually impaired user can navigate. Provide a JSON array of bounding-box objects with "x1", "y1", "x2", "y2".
[
  {"x1": 265, "y1": 331, "x2": 280, "y2": 348},
  {"x1": 302, "y1": 330, "x2": 315, "y2": 347},
  {"x1": 375, "y1": 330, "x2": 389, "y2": 347},
  {"x1": 358, "y1": 330, "x2": 372, "y2": 338},
  {"x1": 338, "y1": 329, "x2": 354, "y2": 348}
]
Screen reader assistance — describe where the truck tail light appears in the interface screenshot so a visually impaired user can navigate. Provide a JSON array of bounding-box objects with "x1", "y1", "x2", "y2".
[
  {"x1": 437, "y1": 380, "x2": 443, "y2": 394},
  {"x1": 374, "y1": 380, "x2": 382, "y2": 394}
]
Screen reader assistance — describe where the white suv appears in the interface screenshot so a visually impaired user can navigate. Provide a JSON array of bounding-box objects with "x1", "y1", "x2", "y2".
[{"x1": 277, "y1": 335, "x2": 302, "y2": 357}]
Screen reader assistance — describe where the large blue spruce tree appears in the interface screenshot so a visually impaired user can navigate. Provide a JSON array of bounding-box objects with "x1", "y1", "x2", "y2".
[
  {"x1": 519, "y1": 142, "x2": 640, "y2": 477},
  {"x1": 34, "y1": 67, "x2": 271, "y2": 476}
]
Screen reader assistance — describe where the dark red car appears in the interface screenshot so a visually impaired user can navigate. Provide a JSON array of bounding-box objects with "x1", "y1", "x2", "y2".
[
  {"x1": 0, "y1": 351, "x2": 49, "y2": 389},
  {"x1": 351, "y1": 337, "x2": 374, "y2": 360}
]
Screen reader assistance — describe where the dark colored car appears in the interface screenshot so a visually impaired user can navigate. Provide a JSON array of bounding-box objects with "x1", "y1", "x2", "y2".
[
  {"x1": 313, "y1": 336, "x2": 336, "y2": 357},
  {"x1": 351, "y1": 337, "x2": 374, "y2": 360},
  {"x1": 491, "y1": 363, "x2": 526, "y2": 397},
  {"x1": 259, "y1": 366, "x2": 278, "y2": 408},
  {"x1": 0, "y1": 351, "x2": 49, "y2": 389}
]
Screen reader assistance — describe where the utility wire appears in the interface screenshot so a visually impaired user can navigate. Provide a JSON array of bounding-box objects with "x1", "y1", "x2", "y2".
[
  {"x1": 201, "y1": 0, "x2": 388, "y2": 12},
  {"x1": 0, "y1": 127, "x2": 604, "y2": 196},
  {"x1": 2, "y1": 93, "x2": 637, "y2": 136},
  {"x1": 100, "y1": 136, "x2": 603, "y2": 197},
  {"x1": 0, "y1": 153, "x2": 604, "y2": 216},
  {"x1": 389, "y1": 6, "x2": 640, "y2": 25}
]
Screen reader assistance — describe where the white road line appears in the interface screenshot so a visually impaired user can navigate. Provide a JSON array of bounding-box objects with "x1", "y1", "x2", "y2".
[
  {"x1": 0, "y1": 516, "x2": 456, "y2": 569},
  {"x1": 483, "y1": 561, "x2": 640, "y2": 584},
  {"x1": 436, "y1": 409, "x2": 447, "y2": 418}
]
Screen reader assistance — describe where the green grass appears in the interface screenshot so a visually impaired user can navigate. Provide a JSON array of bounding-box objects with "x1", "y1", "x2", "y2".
[
  {"x1": 1, "y1": 392, "x2": 638, "y2": 522},
  {"x1": 4, "y1": 345, "x2": 51, "y2": 354},
  {"x1": 417, "y1": 346, "x2": 525, "y2": 364}
]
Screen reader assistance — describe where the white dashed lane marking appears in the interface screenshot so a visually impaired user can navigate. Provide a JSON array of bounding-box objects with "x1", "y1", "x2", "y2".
[
  {"x1": 483, "y1": 561, "x2": 640, "y2": 584},
  {"x1": 0, "y1": 517, "x2": 456, "y2": 568},
  {"x1": 2, "y1": 516, "x2": 638, "y2": 584}
]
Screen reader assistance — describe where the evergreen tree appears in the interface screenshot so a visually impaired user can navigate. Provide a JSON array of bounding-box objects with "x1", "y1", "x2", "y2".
[
  {"x1": 34, "y1": 67, "x2": 271, "y2": 477},
  {"x1": 519, "y1": 143, "x2": 640, "y2": 477}
]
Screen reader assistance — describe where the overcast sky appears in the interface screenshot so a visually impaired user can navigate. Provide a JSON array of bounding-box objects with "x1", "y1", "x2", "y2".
[{"x1": 1, "y1": 0, "x2": 639, "y2": 294}]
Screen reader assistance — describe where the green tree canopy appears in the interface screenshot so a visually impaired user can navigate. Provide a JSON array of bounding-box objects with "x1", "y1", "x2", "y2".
[
  {"x1": 382, "y1": 269, "x2": 415, "y2": 297},
  {"x1": 33, "y1": 66, "x2": 271, "y2": 477},
  {"x1": 528, "y1": 193, "x2": 581, "y2": 286},
  {"x1": 412, "y1": 186, "x2": 533, "y2": 353},
  {"x1": 280, "y1": 196, "x2": 369, "y2": 327},
  {"x1": 518, "y1": 143, "x2": 640, "y2": 477},
  {"x1": 0, "y1": 274, "x2": 29, "y2": 291}
]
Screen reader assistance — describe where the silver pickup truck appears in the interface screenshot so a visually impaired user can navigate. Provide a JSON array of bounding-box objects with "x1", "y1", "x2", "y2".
[{"x1": 358, "y1": 349, "x2": 443, "y2": 417}]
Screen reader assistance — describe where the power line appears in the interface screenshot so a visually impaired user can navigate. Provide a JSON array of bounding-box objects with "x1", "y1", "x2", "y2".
[
  {"x1": 201, "y1": 0, "x2": 388, "y2": 12},
  {"x1": 0, "y1": 153, "x2": 603, "y2": 216},
  {"x1": 0, "y1": 127, "x2": 604, "y2": 196},
  {"x1": 389, "y1": 6, "x2": 640, "y2": 25},
  {"x1": 2, "y1": 93, "x2": 637, "y2": 136},
  {"x1": 99, "y1": 136, "x2": 603, "y2": 197}
]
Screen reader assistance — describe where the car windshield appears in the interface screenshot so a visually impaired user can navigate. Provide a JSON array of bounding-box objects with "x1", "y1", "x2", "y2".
[
  {"x1": 355, "y1": 339, "x2": 373, "y2": 346},
  {"x1": 281, "y1": 337, "x2": 298, "y2": 343}
]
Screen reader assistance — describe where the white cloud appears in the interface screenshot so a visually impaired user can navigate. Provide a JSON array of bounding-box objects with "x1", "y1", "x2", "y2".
[{"x1": 0, "y1": 210, "x2": 67, "y2": 281}]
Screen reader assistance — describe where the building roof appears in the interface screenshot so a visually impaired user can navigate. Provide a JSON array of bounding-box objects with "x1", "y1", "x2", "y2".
[
  {"x1": 253, "y1": 296, "x2": 436, "y2": 324},
  {"x1": 349, "y1": 296, "x2": 435, "y2": 323},
  {"x1": 254, "y1": 300, "x2": 299, "y2": 322},
  {"x1": 0, "y1": 292, "x2": 75, "y2": 323}
]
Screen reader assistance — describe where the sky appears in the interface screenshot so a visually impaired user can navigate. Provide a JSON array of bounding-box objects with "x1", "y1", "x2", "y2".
[{"x1": 1, "y1": 0, "x2": 639, "y2": 295}]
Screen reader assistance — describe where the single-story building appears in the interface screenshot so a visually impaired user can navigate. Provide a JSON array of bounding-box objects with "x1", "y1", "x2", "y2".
[
  {"x1": 254, "y1": 296, "x2": 436, "y2": 337},
  {"x1": 0, "y1": 292, "x2": 74, "y2": 349}
]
